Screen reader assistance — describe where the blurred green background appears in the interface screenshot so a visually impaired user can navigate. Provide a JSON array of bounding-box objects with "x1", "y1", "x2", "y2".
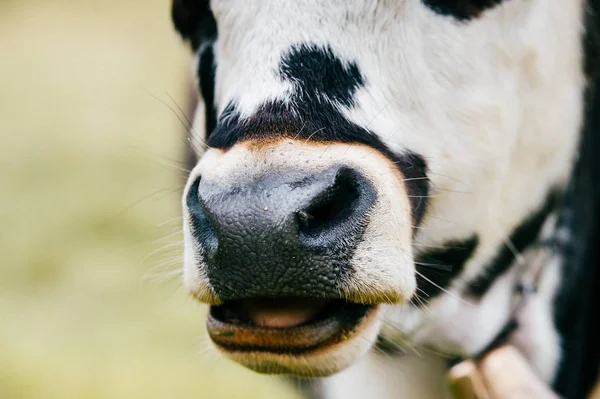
[{"x1": 0, "y1": 1, "x2": 300, "y2": 398}]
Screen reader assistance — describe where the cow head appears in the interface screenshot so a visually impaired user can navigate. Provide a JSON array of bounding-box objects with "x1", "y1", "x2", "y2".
[{"x1": 173, "y1": 0, "x2": 585, "y2": 377}]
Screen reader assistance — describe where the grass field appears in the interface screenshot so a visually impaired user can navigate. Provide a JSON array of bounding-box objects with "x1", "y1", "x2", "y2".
[{"x1": 0, "y1": 1, "x2": 300, "y2": 398}]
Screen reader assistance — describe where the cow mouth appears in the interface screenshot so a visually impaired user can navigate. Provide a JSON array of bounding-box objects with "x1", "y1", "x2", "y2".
[{"x1": 207, "y1": 298, "x2": 377, "y2": 354}]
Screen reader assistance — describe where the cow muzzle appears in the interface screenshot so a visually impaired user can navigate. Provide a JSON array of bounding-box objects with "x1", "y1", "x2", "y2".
[{"x1": 182, "y1": 140, "x2": 417, "y2": 376}]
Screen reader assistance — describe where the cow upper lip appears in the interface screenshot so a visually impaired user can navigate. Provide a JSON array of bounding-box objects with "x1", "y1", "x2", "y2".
[{"x1": 207, "y1": 298, "x2": 376, "y2": 354}]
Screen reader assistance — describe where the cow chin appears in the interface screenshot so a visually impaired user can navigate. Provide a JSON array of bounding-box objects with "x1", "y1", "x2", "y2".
[{"x1": 182, "y1": 139, "x2": 417, "y2": 376}]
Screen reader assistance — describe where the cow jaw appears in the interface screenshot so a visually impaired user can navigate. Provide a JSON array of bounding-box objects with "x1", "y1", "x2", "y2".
[{"x1": 182, "y1": 140, "x2": 417, "y2": 375}]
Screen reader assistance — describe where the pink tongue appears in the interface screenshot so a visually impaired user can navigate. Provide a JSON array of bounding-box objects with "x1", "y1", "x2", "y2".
[{"x1": 244, "y1": 299, "x2": 329, "y2": 328}]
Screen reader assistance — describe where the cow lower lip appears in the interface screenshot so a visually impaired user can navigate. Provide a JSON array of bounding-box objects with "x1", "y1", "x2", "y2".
[{"x1": 207, "y1": 298, "x2": 375, "y2": 354}]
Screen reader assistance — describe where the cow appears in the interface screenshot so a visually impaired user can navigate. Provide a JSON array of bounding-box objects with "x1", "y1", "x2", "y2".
[{"x1": 171, "y1": 1, "x2": 600, "y2": 398}]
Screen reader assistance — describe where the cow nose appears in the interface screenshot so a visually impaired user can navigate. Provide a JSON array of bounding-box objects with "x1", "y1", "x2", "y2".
[{"x1": 185, "y1": 166, "x2": 376, "y2": 300}]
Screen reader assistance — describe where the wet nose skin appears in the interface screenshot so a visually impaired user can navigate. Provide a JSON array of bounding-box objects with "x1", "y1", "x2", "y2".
[{"x1": 186, "y1": 166, "x2": 376, "y2": 300}]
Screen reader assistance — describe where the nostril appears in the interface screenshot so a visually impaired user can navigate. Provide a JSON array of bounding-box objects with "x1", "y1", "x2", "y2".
[
  {"x1": 297, "y1": 168, "x2": 362, "y2": 234},
  {"x1": 186, "y1": 177, "x2": 218, "y2": 259}
]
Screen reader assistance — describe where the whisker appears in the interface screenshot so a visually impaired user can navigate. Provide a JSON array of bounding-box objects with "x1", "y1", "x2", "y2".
[
  {"x1": 414, "y1": 242, "x2": 474, "y2": 250},
  {"x1": 364, "y1": 98, "x2": 396, "y2": 129},
  {"x1": 415, "y1": 287, "x2": 430, "y2": 299},
  {"x1": 142, "y1": 253, "x2": 184, "y2": 274},
  {"x1": 414, "y1": 270, "x2": 473, "y2": 306},
  {"x1": 360, "y1": 336, "x2": 402, "y2": 360},
  {"x1": 164, "y1": 90, "x2": 197, "y2": 135},
  {"x1": 141, "y1": 87, "x2": 209, "y2": 154},
  {"x1": 156, "y1": 216, "x2": 183, "y2": 228},
  {"x1": 126, "y1": 146, "x2": 192, "y2": 174},
  {"x1": 423, "y1": 171, "x2": 468, "y2": 186},
  {"x1": 304, "y1": 127, "x2": 326, "y2": 142},
  {"x1": 374, "y1": 322, "x2": 422, "y2": 357},
  {"x1": 405, "y1": 194, "x2": 445, "y2": 199},
  {"x1": 401, "y1": 176, "x2": 430, "y2": 182},
  {"x1": 318, "y1": 143, "x2": 332, "y2": 158},
  {"x1": 411, "y1": 291, "x2": 433, "y2": 313},
  {"x1": 105, "y1": 186, "x2": 185, "y2": 224},
  {"x1": 142, "y1": 269, "x2": 183, "y2": 282},
  {"x1": 152, "y1": 230, "x2": 184, "y2": 244},
  {"x1": 378, "y1": 318, "x2": 460, "y2": 359},
  {"x1": 414, "y1": 261, "x2": 453, "y2": 272},
  {"x1": 139, "y1": 242, "x2": 184, "y2": 267},
  {"x1": 145, "y1": 255, "x2": 183, "y2": 270},
  {"x1": 292, "y1": 121, "x2": 307, "y2": 140},
  {"x1": 503, "y1": 236, "x2": 526, "y2": 266}
]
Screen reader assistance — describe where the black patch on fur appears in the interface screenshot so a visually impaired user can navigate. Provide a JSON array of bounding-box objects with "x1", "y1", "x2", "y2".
[
  {"x1": 552, "y1": 2, "x2": 600, "y2": 395},
  {"x1": 207, "y1": 44, "x2": 367, "y2": 146},
  {"x1": 422, "y1": 0, "x2": 506, "y2": 20},
  {"x1": 584, "y1": 0, "x2": 600, "y2": 106},
  {"x1": 172, "y1": 0, "x2": 217, "y2": 160},
  {"x1": 207, "y1": 44, "x2": 430, "y2": 226},
  {"x1": 413, "y1": 236, "x2": 478, "y2": 301},
  {"x1": 465, "y1": 192, "x2": 561, "y2": 298},
  {"x1": 171, "y1": 0, "x2": 216, "y2": 50},
  {"x1": 198, "y1": 45, "x2": 217, "y2": 134},
  {"x1": 280, "y1": 45, "x2": 364, "y2": 108},
  {"x1": 401, "y1": 154, "x2": 430, "y2": 227}
]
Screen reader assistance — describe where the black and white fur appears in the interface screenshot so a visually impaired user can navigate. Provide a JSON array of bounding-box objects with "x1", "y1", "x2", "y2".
[{"x1": 172, "y1": 0, "x2": 600, "y2": 397}]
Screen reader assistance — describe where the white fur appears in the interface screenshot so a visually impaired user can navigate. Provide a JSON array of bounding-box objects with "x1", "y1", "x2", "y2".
[
  {"x1": 182, "y1": 0, "x2": 586, "y2": 395},
  {"x1": 322, "y1": 351, "x2": 450, "y2": 399}
]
